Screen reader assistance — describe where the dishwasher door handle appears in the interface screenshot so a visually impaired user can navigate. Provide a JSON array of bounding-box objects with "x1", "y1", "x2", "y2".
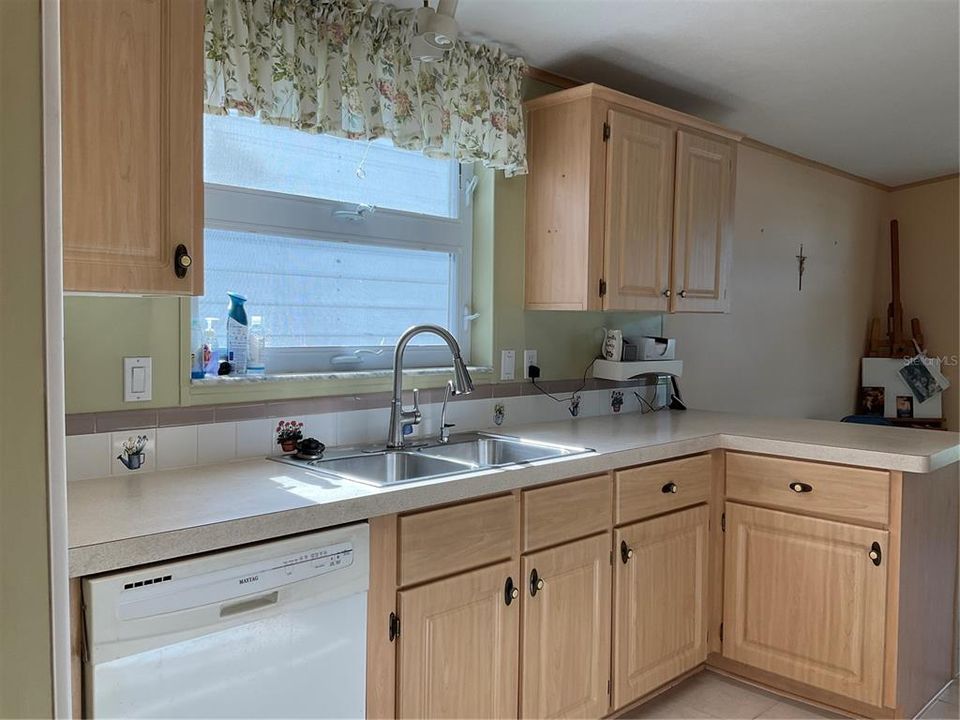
[{"x1": 220, "y1": 591, "x2": 279, "y2": 618}]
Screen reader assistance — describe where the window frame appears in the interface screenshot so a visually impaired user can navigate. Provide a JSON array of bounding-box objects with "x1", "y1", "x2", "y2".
[{"x1": 199, "y1": 161, "x2": 474, "y2": 374}]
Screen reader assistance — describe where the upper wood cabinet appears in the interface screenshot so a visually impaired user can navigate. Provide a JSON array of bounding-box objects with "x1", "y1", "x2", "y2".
[
  {"x1": 524, "y1": 84, "x2": 740, "y2": 313},
  {"x1": 61, "y1": 0, "x2": 203, "y2": 295},
  {"x1": 671, "y1": 131, "x2": 734, "y2": 312},
  {"x1": 722, "y1": 502, "x2": 888, "y2": 706}
]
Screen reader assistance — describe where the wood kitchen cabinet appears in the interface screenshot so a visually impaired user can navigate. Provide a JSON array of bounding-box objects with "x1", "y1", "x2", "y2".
[
  {"x1": 524, "y1": 84, "x2": 740, "y2": 313},
  {"x1": 612, "y1": 505, "x2": 709, "y2": 709},
  {"x1": 722, "y1": 502, "x2": 888, "y2": 706},
  {"x1": 397, "y1": 560, "x2": 520, "y2": 719},
  {"x1": 671, "y1": 131, "x2": 734, "y2": 312},
  {"x1": 520, "y1": 533, "x2": 611, "y2": 719},
  {"x1": 61, "y1": 0, "x2": 203, "y2": 295}
]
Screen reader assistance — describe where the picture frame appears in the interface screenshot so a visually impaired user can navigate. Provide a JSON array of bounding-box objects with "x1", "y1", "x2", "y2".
[
  {"x1": 859, "y1": 386, "x2": 885, "y2": 416},
  {"x1": 896, "y1": 395, "x2": 914, "y2": 419}
]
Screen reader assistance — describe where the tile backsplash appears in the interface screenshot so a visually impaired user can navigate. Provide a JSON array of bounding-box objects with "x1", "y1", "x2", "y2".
[{"x1": 66, "y1": 383, "x2": 666, "y2": 481}]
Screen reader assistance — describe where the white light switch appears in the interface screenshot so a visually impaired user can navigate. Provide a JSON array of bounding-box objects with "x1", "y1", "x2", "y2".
[
  {"x1": 500, "y1": 350, "x2": 516, "y2": 381},
  {"x1": 124, "y1": 357, "x2": 152, "y2": 402}
]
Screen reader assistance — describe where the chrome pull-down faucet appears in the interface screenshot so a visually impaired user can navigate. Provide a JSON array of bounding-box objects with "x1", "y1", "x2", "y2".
[{"x1": 387, "y1": 325, "x2": 473, "y2": 449}]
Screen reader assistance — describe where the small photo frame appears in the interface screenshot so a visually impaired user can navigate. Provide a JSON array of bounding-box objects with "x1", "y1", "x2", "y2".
[
  {"x1": 896, "y1": 395, "x2": 914, "y2": 419},
  {"x1": 859, "y1": 386, "x2": 885, "y2": 416}
]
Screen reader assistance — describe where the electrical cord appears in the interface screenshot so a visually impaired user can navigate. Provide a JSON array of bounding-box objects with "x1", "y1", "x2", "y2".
[{"x1": 530, "y1": 357, "x2": 598, "y2": 403}]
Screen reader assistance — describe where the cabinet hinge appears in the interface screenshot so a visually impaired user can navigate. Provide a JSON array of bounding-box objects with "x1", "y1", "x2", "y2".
[
  {"x1": 607, "y1": 679, "x2": 611, "y2": 696},
  {"x1": 720, "y1": 623, "x2": 724, "y2": 643},
  {"x1": 721, "y1": 512, "x2": 726, "y2": 533},
  {"x1": 388, "y1": 611, "x2": 400, "y2": 642},
  {"x1": 599, "y1": 278, "x2": 607, "y2": 297},
  {"x1": 609, "y1": 550, "x2": 614, "y2": 565},
  {"x1": 602, "y1": 122, "x2": 610, "y2": 142}
]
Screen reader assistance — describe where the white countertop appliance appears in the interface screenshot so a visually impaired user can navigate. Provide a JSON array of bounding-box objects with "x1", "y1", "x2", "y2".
[{"x1": 83, "y1": 523, "x2": 369, "y2": 718}]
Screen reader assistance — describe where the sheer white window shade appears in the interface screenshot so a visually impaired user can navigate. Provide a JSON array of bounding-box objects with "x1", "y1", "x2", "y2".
[
  {"x1": 203, "y1": 113, "x2": 460, "y2": 219},
  {"x1": 199, "y1": 115, "x2": 473, "y2": 374}
]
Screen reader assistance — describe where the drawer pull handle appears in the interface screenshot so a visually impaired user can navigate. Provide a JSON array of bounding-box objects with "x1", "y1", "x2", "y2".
[
  {"x1": 620, "y1": 540, "x2": 634, "y2": 564},
  {"x1": 661, "y1": 482, "x2": 679, "y2": 494},
  {"x1": 869, "y1": 542, "x2": 882, "y2": 566},
  {"x1": 789, "y1": 482, "x2": 813, "y2": 493},
  {"x1": 529, "y1": 568, "x2": 544, "y2": 597},
  {"x1": 504, "y1": 576, "x2": 518, "y2": 605}
]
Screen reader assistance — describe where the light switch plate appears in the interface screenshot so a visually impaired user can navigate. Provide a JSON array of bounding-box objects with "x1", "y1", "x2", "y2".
[
  {"x1": 500, "y1": 350, "x2": 516, "y2": 381},
  {"x1": 124, "y1": 357, "x2": 152, "y2": 402}
]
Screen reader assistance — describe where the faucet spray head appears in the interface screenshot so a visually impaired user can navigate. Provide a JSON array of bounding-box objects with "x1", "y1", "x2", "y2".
[{"x1": 451, "y1": 356, "x2": 474, "y2": 395}]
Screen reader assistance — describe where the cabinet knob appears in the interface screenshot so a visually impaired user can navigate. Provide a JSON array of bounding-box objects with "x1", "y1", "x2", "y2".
[
  {"x1": 869, "y1": 541, "x2": 882, "y2": 566},
  {"x1": 620, "y1": 540, "x2": 634, "y2": 564},
  {"x1": 789, "y1": 482, "x2": 813, "y2": 493},
  {"x1": 529, "y1": 568, "x2": 542, "y2": 597},
  {"x1": 662, "y1": 289, "x2": 671, "y2": 298},
  {"x1": 678, "y1": 290, "x2": 687, "y2": 298},
  {"x1": 662, "y1": 482, "x2": 678, "y2": 494},
  {"x1": 504, "y1": 576, "x2": 518, "y2": 606},
  {"x1": 174, "y1": 244, "x2": 192, "y2": 278}
]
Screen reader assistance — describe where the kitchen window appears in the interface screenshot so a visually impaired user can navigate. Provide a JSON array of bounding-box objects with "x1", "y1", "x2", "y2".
[{"x1": 197, "y1": 113, "x2": 474, "y2": 374}]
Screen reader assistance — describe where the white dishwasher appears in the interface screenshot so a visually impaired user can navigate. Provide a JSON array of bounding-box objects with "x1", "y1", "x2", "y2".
[{"x1": 83, "y1": 523, "x2": 368, "y2": 719}]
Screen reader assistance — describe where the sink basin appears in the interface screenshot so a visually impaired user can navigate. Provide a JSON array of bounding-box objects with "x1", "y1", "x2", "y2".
[
  {"x1": 419, "y1": 434, "x2": 589, "y2": 467},
  {"x1": 269, "y1": 433, "x2": 592, "y2": 487},
  {"x1": 302, "y1": 451, "x2": 476, "y2": 487}
]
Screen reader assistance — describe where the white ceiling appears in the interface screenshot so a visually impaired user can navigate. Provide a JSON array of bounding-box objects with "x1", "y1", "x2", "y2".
[{"x1": 414, "y1": 0, "x2": 960, "y2": 186}]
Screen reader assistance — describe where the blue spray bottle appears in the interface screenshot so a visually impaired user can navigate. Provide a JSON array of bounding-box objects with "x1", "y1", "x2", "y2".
[{"x1": 226, "y1": 292, "x2": 249, "y2": 375}]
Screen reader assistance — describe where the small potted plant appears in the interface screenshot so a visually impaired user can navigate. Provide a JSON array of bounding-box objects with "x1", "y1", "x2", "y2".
[{"x1": 276, "y1": 420, "x2": 304, "y2": 453}]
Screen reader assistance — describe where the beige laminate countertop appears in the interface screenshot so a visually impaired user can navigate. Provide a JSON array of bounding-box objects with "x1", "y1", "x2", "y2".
[{"x1": 68, "y1": 409, "x2": 960, "y2": 578}]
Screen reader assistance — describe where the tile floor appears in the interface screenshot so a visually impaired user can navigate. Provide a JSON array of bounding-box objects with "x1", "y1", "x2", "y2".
[{"x1": 618, "y1": 671, "x2": 960, "y2": 720}]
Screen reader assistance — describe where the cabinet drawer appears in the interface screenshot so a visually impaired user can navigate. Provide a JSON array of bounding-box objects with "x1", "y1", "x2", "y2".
[
  {"x1": 616, "y1": 454, "x2": 712, "y2": 524},
  {"x1": 399, "y1": 494, "x2": 517, "y2": 586},
  {"x1": 522, "y1": 474, "x2": 612, "y2": 552},
  {"x1": 725, "y1": 453, "x2": 889, "y2": 526}
]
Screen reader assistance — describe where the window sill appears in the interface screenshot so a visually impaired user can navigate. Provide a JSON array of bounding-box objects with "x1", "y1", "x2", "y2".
[{"x1": 190, "y1": 366, "x2": 494, "y2": 387}]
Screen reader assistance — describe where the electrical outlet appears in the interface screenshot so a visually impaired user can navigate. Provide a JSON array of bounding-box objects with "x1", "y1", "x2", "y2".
[
  {"x1": 500, "y1": 350, "x2": 516, "y2": 381},
  {"x1": 523, "y1": 350, "x2": 538, "y2": 379}
]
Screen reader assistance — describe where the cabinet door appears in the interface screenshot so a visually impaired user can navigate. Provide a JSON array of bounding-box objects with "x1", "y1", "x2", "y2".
[
  {"x1": 671, "y1": 130, "x2": 733, "y2": 312},
  {"x1": 61, "y1": 0, "x2": 203, "y2": 295},
  {"x1": 603, "y1": 110, "x2": 675, "y2": 312},
  {"x1": 520, "y1": 533, "x2": 611, "y2": 719},
  {"x1": 612, "y1": 505, "x2": 708, "y2": 710},
  {"x1": 723, "y1": 503, "x2": 888, "y2": 705},
  {"x1": 398, "y1": 560, "x2": 519, "y2": 719}
]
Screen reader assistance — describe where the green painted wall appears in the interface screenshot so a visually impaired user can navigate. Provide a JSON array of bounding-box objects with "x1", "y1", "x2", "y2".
[
  {"x1": 0, "y1": 0, "x2": 54, "y2": 714},
  {"x1": 63, "y1": 78, "x2": 660, "y2": 414}
]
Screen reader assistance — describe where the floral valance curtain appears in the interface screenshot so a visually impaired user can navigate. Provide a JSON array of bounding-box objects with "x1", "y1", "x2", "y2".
[{"x1": 204, "y1": 0, "x2": 528, "y2": 175}]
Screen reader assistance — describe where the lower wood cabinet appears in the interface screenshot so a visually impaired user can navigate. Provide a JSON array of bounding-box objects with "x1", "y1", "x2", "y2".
[
  {"x1": 722, "y1": 502, "x2": 889, "y2": 706},
  {"x1": 520, "y1": 533, "x2": 612, "y2": 719},
  {"x1": 612, "y1": 504, "x2": 709, "y2": 709},
  {"x1": 397, "y1": 560, "x2": 520, "y2": 719}
]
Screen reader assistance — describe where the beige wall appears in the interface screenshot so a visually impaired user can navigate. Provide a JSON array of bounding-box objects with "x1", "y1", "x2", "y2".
[
  {"x1": 664, "y1": 145, "x2": 886, "y2": 420},
  {"x1": 0, "y1": 0, "x2": 54, "y2": 715},
  {"x1": 876, "y1": 177, "x2": 959, "y2": 430}
]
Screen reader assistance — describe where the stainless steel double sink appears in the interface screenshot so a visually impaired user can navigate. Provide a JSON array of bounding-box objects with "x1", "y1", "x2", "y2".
[{"x1": 270, "y1": 433, "x2": 593, "y2": 487}]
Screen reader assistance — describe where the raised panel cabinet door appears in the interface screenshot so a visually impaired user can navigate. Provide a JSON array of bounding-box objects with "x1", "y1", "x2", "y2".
[
  {"x1": 612, "y1": 505, "x2": 709, "y2": 710},
  {"x1": 524, "y1": 96, "x2": 605, "y2": 311},
  {"x1": 603, "y1": 110, "x2": 675, "y2": 312},
  {"x1": 671, "y1": 130, "x2": 734, "y2": 312},
  {"x1": 61, "y1": 0, "x2": 203, "y2": 294},
  {"x1": 520, "y1": 533, "x2": 612, "y2": 719},
  {"x1": 398, "y1": 560, "x2": 520, "y2": 719},
  {"x1": 722, "y1": 503, "x2": 888, "y2": 706}
]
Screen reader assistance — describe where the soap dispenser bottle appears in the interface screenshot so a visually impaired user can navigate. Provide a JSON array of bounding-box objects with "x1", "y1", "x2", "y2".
[
  {"x1": 226, "y1": 292, "x2": 249, "y2": 375},
  {"x1": 202, "y1": 317, "x2": 219, "y2": 375}
]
